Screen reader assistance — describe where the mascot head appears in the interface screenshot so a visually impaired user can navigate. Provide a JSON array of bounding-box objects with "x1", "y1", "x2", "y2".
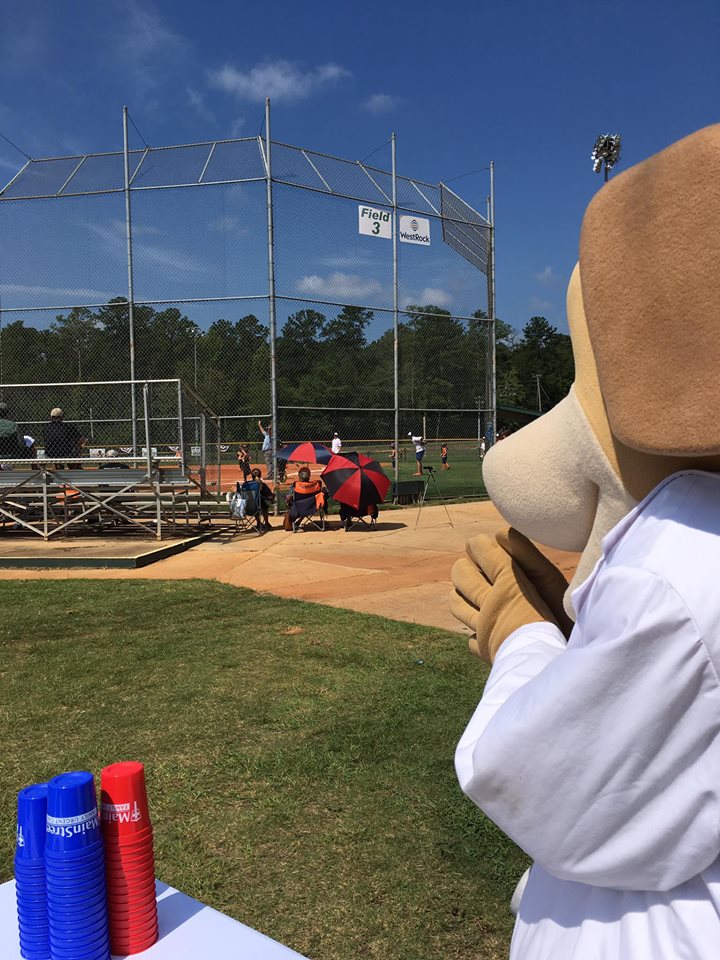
[{"x1": 483, "y1": 125, "x2": 720, "y2": 614}]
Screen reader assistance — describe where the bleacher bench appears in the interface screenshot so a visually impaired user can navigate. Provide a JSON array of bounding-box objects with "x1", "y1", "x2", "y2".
[{"x1": 390, "y1": 479, "x2": 425, "y2": 505}]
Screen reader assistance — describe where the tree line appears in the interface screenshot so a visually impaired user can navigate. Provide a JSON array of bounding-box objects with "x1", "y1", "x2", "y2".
[{"x1": 0, "y1": 297, "x2": 574, "y2": 439}]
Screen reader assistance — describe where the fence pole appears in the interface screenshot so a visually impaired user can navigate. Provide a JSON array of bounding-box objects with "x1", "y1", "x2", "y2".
[
  {"x1": 391, "y1": 132, "x2": 399, "y2": 485},
  {"x1": 142, "y1": 382, "x2": 161, "y2": 540},
  {"x1": 265, "y1": 97, "x2": 279, "y2": 513},
  {"x1": 216, "y1": 416, "x2": 222, "y2": 502},
  {"x1": 176, "y1": 380, "x2": 185, "y2": 475},
  {"x1": 200, "y1": 412, "x2": 207, "y2": 497},
  {"x1": 122, "y1": 106, "x2": 138, "y2": 455},
  {"x1": 488, "y1": 161, "x2": 496, "y2": 447}
]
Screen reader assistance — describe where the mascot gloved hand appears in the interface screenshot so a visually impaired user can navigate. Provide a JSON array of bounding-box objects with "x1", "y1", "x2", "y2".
[
  {"x1": 453, "y1": 125, "x2": 720, "y2": 960},
  {"x1": 450, "y1": 522, "x2": 574, "y2": 662}
]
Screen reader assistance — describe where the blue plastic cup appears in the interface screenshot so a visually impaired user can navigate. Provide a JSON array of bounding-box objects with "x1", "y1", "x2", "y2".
[
  {"x1": 48, "y1": 925, "x2": 109, "y2": 951},
  {"x1": 15, "y1": 862, "x2": 46, "y2": 875},
  {"x1": 45, "y1": 868, "x2": 104, "y2": 890},
  {"x1": 15, "y1": 783, "x2": 49, "y2": 861},
  {"x1": 15, "y1": 878, "x2": 46, "y2": 895},
  {"x1": 48, "y1": 896, "x2": 107, "y2": 921},
  {"x1": 49, "y1": 936, "x2": 110, "y2": 960},
  {"x1": 45, "y1": 839, "x2": 104, "y2": 866},
  {"x1": 48, "y1": 909, "x2": 108, "y2": 934},
  {"x1": 46, "y1": 773, "x2": 100, "y2": 856}
]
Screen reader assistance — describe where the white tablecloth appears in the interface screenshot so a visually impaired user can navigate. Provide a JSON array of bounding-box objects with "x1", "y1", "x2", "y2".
[{"x1": 0, "y1": 878, "x2": 308, "y2": 959}]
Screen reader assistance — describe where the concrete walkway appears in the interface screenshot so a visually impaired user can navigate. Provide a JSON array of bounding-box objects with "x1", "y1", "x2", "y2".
[{"x1": 0, "y1": 502, "x2": 579, "y2": 634}]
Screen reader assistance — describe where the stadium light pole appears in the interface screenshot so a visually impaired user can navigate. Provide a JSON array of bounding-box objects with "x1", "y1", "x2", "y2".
[
  {"x1": 122, "y1": 106, "x2": 138, "y2": 456},
  {"x1": 489, "y1": 161, "x2": 496, "y2": 447}
]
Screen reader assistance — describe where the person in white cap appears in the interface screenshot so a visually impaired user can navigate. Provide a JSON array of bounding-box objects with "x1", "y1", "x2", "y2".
[
  {"x1": 331, "y1": 432, "x2": 342, "y2": 455},
  {"x1": 408, "y1": 432, "x2": 425, "y2": 475},
  {"x1": 43, "y1": 408, "x2": 83, "y2": 466}
]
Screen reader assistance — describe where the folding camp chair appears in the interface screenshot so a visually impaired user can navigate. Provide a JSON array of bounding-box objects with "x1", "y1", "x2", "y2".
[
  {"x1": 229, "y1": 482, "x2": 263, "y2": 535},
  {"x1": 340, "y1": 502, "x2": 379, "y2": 532},
  {"x1": 288, "y1": 483, "x2": 326, "y2": 532}
]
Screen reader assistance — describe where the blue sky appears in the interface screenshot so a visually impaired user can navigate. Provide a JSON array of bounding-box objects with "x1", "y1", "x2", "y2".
[{"x1": 1, "y1": 0, "x2": 719, "y2": 334}]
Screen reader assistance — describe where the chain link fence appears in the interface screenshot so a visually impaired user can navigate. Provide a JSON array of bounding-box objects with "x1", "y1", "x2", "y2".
[{"x1": 0, "y1": 109, "x2": 494, "y2": 503}]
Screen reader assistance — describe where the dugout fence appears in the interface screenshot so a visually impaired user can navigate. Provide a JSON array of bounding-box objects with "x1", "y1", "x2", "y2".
[{"x1": 0, "y1": 101, "x2": 495, "y2": 501}]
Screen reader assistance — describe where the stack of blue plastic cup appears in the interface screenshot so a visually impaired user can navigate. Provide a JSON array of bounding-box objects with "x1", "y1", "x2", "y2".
[
  {"x1": 15, "y1": 783, "x2": 50, "y2": 960},
  {"x1": 44, "y1": 772, "x2": 110, "y2": 960}
]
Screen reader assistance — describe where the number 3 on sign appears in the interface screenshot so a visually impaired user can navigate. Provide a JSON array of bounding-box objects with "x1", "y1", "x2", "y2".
[{"x1": 358, "y1": 205, "x2": 392, "y2": 239}]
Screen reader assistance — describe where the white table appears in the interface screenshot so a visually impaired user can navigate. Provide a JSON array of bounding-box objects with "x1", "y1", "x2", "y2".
[{"x1": 0, "y1": 879, "x2": 308, "y2": 959}]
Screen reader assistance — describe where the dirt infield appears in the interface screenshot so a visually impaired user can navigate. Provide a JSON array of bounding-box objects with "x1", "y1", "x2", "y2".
[{"x1": 0, "y1": 501, "x2": 579, "y2": 634}]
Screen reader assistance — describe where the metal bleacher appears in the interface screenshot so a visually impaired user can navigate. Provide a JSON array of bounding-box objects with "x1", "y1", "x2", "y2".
[{"x1": 0, "y1": 379, "x2": 225, "y2": 540}]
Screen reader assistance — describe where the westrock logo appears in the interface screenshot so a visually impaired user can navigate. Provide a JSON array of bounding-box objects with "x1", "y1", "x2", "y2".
[
  {"x1": 399, "y1": 215, "x2": 430, "y2": 245},
  {"x1": 101, "y1": 800, "x2": 142, "y2": 824},
  {"x1": 47, "y1": 809, "x2": 99, "y2": 839}
]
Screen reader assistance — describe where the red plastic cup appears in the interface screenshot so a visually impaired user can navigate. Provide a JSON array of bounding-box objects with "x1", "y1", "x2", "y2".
[
  {"x1": 100, "y1": 762, "x2": 151, "y2": 839},
  {"x1": 106, "y1": 873, "x2": 154, "y2": 892},
  {"x1": 110, "y1": 909, "x2": 157, "y2": 936},
  {"x1": 105, "y1": 857, "x2": 155, "y2": 879},
  {"x1": 104, "y1": 847, "x2": 154, "y2": 869},
  {"x1": 111, "y1": 928, "x2": 159, "y2": 956},
  {"x1": 107, "y1": 886, "x2": 157, "y2": 911},
  {"x1": 103, "y1": 825, "x2": 154, "y2": 851}
]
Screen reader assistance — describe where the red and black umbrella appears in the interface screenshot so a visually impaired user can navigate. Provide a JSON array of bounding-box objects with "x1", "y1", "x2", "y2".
[
  {"x1": 321, "y1": 452, "x2": 390, "y2": 511},
  {"x1": 276, "y1": 442, "x2": 332, "y2": 465}
]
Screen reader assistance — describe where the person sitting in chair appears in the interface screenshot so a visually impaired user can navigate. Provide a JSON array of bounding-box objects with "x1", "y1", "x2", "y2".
[
  {"x1": 286, "y1": 466, "x2": 326, "y2": 531},
  {"x1": 242, "y1": 468, "x2": 275, "y2": 532},
  {"x1": 339, "y1": 501, "x2": 379, "y2": 532}
]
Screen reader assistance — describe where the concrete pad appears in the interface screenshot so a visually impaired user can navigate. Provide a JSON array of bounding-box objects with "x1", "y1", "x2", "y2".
[{"x1": 0, "y1": 502, "x2": 581, "y2": 635}]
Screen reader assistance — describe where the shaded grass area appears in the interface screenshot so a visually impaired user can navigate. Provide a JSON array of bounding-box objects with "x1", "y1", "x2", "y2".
[{"x1": 0, "y1": 581, "x2": 526, "y2": 959}]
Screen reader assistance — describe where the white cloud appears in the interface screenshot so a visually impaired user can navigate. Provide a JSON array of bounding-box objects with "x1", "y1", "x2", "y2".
[
  {"x1": 363, "y1": 93, "x2": 401, "y2": 114},
  {"x1": 114, "y1": 1, "x2": 189, "y2": 94},
  {"x1": 534, "y1": 265, "x2": 557, "y2": 285},
  {"x1": 86, "y1": 222, "x2": 208, "y2": 275},
  {"x1": 297, "y1": 272, "x2": 383, "y2": 301},
  {"x1": 419, "y1": 287, "x2": 452, "y2": 307},
  {"x1": 210, "y1": 216, "x2": 240, "y2": 233},
  {"x1": 186, "y1": 87, "x2": 216, "y2": 124},
  {"x1": 1, "y1": 284, "x2": 112, "y2": 302},
  {"x1": 529, "y1": 296, "x2": 554, "y2": 314},
  {"x1": 230, "y1": 117, "x2": 246, "y2": 137},
  {"x1": 209, "y1": 60, "x2": 351, "y2": 103},
  {"x1": 0, "y1": 157, "x2": 22, "y2": 174}
]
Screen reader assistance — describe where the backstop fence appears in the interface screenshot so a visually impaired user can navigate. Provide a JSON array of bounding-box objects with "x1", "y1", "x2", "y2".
[{"x1": 0, "y1": 102, "x2": 495, "y2": 499}]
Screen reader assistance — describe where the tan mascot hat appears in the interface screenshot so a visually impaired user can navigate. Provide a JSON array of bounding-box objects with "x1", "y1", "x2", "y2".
[
  {"x1": 581, "y1": 123, "x2": 720, "y2": 457},
  {"x1": 451, "y1": 124, "x2": 720, "y2": 960}
]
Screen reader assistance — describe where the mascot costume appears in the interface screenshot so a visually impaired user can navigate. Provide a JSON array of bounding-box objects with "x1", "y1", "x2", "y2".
[{"x1": 450, "y1": 125, "x2": 720, "y2": 958}]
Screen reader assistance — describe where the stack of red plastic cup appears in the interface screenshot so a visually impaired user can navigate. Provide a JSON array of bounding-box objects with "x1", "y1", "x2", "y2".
[{"x1": 100, "y1": 762, "x2": 158, "y2": 956}]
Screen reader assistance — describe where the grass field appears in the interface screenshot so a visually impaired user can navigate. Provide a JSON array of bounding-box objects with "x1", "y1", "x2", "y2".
[
  {"x1": 211, "y1": 439, "x2": 488, "y2": 501},
  {"x1": 0, "y1": 580, "x2": 525, "y2": 960}
]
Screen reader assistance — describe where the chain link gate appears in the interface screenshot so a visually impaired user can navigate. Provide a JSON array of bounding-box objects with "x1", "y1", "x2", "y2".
[{"x1": 0, "y1": 102, "x2": 494, "y2": 506}]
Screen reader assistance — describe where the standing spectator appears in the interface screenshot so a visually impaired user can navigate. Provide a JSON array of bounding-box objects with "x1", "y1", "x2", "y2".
[
  {"x1": 441, "y1": 442, "x2": 450, "y2": 470},
  {"x1": 479, "y1": 437, "x2": 486, "y2": 460},
  {"x1": 408, "y1": 432, "x2": 425, "y2": 476},
  {"x1": 258, "y1": 420, "x2": 274, "y2": 480},
  {"x1": 43, "y1": 408, "x2": 83, "y2": 467},
  {"x1": 331, "y1": 432, "x2": 342, "y2": 455},
  {"x1": 389, "y1": 443, "x2": 396, "y2": 471},
  {"x1": 0, "y1": 403, "x2": 25, "y2": 465},
  {"x1": 236, "y1": 445, "x2": 252, "y2": 481}
]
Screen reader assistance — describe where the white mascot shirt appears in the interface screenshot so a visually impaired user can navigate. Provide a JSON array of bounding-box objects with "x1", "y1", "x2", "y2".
[{"x1": 456, "y1": 471, "x2": 720, "y2": 959}]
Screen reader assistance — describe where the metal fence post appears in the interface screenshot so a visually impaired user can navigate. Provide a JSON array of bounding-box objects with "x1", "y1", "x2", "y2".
[
  {"x1": 142, "y1": 382, "x2": 161, "y2": 540},
  {"x1": 488, "y1": 161, "x2": 496, "y2": 447},
  {"x1": 176, "y1": 379, "x2": 185, "y2": 475},
  {"x1": 200, "y1": 412, "x2": 207, "y2": 497},
  {"x1": 122, "y1": 106, "x2": 138, "y2": 455},
  {"x1": 265, "y1": 97, "x2": 279, "y2": 513},
  {"x1": 391, "y1": 132, "x2": 399, "y2": 485},
  {"x1": 216, "y1": 415, "x2": 222, "y2": 502}
]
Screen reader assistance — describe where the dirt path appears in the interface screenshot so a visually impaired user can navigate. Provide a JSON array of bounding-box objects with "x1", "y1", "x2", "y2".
[{"x1": 0, "y1": 502, "x2": 579, "y2": 635}]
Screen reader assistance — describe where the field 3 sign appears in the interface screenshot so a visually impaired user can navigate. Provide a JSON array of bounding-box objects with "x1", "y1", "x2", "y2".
[{"x1": 358, "y1": 205, "x2": 392, "y2": 239}]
